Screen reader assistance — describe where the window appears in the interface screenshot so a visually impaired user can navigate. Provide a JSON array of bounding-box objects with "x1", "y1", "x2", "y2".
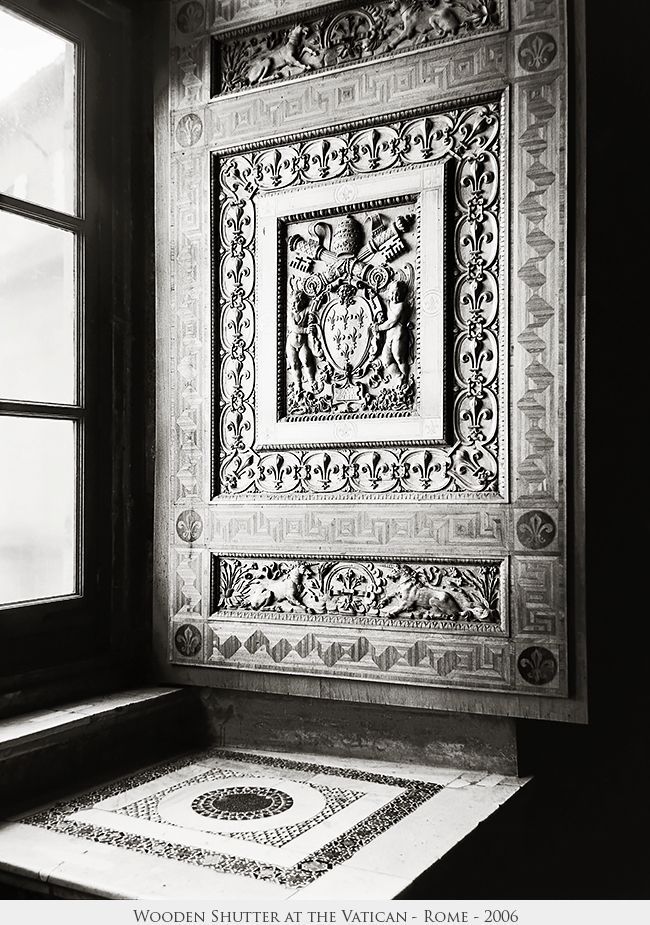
[
  {"x1": 0, "y1": 7, "x2": 80, "y2": 607},
  {"x1": 0, "y1": 0, "x2": 140, "y2": 683}
]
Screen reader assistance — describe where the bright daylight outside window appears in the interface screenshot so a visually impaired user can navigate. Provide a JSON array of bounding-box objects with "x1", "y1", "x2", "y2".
[{"x1": 0, "y1": 4, "x2": 81, "y2": 607}]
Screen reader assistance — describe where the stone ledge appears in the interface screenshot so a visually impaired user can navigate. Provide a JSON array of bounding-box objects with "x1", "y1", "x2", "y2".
[
  {"x1": 0, "y1": 687, "x2": 189, "y2": 759},
  {"x1": 0, "y1": 687, "x2": 205, "y2": 814}
]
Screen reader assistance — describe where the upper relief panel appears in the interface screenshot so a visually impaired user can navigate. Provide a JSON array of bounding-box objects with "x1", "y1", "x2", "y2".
[{"x1": 211, "y1": 1, "x2": 505, "y2": 95}]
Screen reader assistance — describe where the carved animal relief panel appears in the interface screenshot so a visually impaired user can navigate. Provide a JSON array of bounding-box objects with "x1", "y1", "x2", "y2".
[
  {"x1": 212, "y1": 1, "x2": 506, "y2": 95},
  {"x1": 207, "y1": 556, "x2": 510, "y2": 689},
  {"x1": 214, "y1": 556, "x2": 504, "y2": 628}
]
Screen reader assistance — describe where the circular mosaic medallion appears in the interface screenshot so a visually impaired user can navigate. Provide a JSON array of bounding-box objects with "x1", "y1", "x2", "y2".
[
  {"x1": 517, "y1": 646, "x2": 558, "y2": 685},
  {"x1": 176, "y1": 509, "x2": 203, "y2": 542},
  {"x1": 191, "y1": 787, "x2": 293, "y2": 821},
  {"x1": 176, "y1": 113, "x2": 203, "y2": 148}
]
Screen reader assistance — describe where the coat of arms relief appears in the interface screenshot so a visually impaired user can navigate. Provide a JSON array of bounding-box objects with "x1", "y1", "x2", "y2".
[{"x1": 283, "y1": 204, "x2": 418, "y2": 419}]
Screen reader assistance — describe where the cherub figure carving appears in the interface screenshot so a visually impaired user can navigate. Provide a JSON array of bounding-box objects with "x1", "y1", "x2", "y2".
[
  {"x1": 376, "y1": 277, "x2": 412, "y2": 383},
  {"x1": 286, "y1": 288, "x2": 317, "y2": 393}
]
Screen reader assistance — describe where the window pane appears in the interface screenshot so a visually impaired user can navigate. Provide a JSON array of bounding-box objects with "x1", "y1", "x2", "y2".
[
  {"x1": 0, "y1": 210, "x2": 77, "y2": 405},
  {"x1": 0, "y1": 417, "x2": 76, "y2": 605},
  {"x1": 0, "y1": 6, "x2": 76, "y2": 214}
]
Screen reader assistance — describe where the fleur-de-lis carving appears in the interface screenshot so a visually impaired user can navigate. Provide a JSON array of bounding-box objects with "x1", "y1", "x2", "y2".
[
  {"x1": 360, "y1": 451, "x2": 390, "y2": 488},
  {"x1": 459, "y1": 286, "x2": 494, "y2": 325},
  {"x1": 520, "y1": 35, "x2": 556, "y2": 71},
  {"x1": 221, "y1": 451, "x2": 257, "y2": 492},
  {"x1": 461, "y1": 225, "x2": 494, "y2": 283},
  {"x1": 456, "y1": 108, "x2": 498, "y2": 155},
  {"x1": 517, "y1": 511, "x2": 556, "y2": 549},
  {"x1": 255, "y1": 150, "x2": 298, "y2": 188},
  {"x1": 176, "y1": 509, "x2": 203, "y2": 543},
  {"x1": 311, "y1": 453, "x2": 340, "y2": 490},
  {"x1": 408, "y1": 118, "x2": 452, "y2": 160},
  {"x1": 225, "y1": 410, "x2": 251, "y2": 451},
  {"x1": 225, "y1": 201, "x2": 250, "y2": 259},
  {"x1": 226, "y1": 256, "x2": 251, "y2": 293},
  {"x1": 461, "y1": 157, "x2": 494, "y2": 224},
  {"x1": 174, "y1": 624, "x2": 202, "y2": 657},
  {"x1": 518, "y1": 647, "x2": 557, "y2": 685},
  {"x1": 460, "y1": 396, "x2": 493, "y2": 441},
  {"x1": 258, "y1": 454, "x2": 294, "y2": 490},
  {"x1": 302, "y1": 139, "x2": 340, "y2": 179},
  {"x1": 176, "y1": 1, "x2": 204, "y2": 36},
  {"x1": 411, "y1": 450, "x2": 442, "y2": 489},
  {"x1": 224, "y1": 159, "x2": 256, "y2": 199},
  {"x1": 454, "y1": 448, "x2": 494, "y2": 487},
  {"x1": 358, "y1": 129, "x2": 389, "y2": 170},
  {"x1": 461, "y1": 341, "x2": 493, "y2": 391}
]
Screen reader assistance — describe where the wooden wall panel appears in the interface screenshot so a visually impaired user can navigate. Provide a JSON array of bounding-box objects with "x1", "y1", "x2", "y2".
[{"x1": 153, "y1": 0, "x2": 586, "y2": 721}]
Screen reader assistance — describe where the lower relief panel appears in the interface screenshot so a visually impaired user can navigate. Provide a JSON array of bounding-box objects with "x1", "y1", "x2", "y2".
[{"x1": 169, "y1": 553, "x2": 565, "y2": 696}]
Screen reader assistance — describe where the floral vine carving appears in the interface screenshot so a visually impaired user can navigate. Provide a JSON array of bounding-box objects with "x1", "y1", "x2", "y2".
[
  {"x1": 213, "y1": 557, "x2": 502, "y2": 626},
  {"x1": 216, "y1": 100, "x2": 502, "y2": 497},
  {"x1": 214, "y1": 1, "x2": 502, "y2": 95}
]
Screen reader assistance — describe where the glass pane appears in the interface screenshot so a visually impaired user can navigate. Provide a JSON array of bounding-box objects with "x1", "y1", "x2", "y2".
[
  {"x1": 0, "y1": 417, "x2": 76, "y2": 605},
  {"x1": 0, "y1": 210, "x2": 76, "y2": 404},
  {"x1": 0, "y1": 6, "x2": 76, "y2": 214}
]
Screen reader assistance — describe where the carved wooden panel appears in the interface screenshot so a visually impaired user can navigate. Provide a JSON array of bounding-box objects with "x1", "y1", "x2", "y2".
[
  {"x1": 216, "y1": 99, "x2": 504, "y2": 500},
  {"x1": 158, "y1": 0, "x2": 582, "y2": 716},
  {"x1": 211, "y1": 1, "x2": 507, "y2": 95}
]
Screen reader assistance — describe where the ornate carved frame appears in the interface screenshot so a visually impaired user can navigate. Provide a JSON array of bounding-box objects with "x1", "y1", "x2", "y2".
[
  {"x1": 215, "y1": 93, "x2": 506, "y2": 500},
  {"x1": 256, "y1": 164, "x2": 445, "y2": 447}
]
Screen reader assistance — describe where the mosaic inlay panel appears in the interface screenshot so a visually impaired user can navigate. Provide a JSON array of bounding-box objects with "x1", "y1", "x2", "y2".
[
  {"x1": 24, "y1": 749, "x2": 442, "y2": 887},
  {"x1": 191, "y1": 786, "x2": 294, "y2": 820}
]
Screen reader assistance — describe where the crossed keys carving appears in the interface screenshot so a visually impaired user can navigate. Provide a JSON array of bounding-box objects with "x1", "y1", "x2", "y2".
[{"x1": 285, "y1": 209, "x2": 416, "y2": 415}]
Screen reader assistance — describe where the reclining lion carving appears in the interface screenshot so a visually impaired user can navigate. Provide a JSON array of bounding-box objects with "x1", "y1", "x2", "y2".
[
  {"x1": 247, "y1": 563, "x2": 307, "y2": 610},
  {"x1": 382, "y1": 564, "x2": 462, "y2": 619}
]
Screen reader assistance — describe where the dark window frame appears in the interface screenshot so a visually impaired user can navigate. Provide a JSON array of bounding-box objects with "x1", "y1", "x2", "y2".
[{"x1": 0, "y1": 0, "x2": 152, "y2": 690}]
